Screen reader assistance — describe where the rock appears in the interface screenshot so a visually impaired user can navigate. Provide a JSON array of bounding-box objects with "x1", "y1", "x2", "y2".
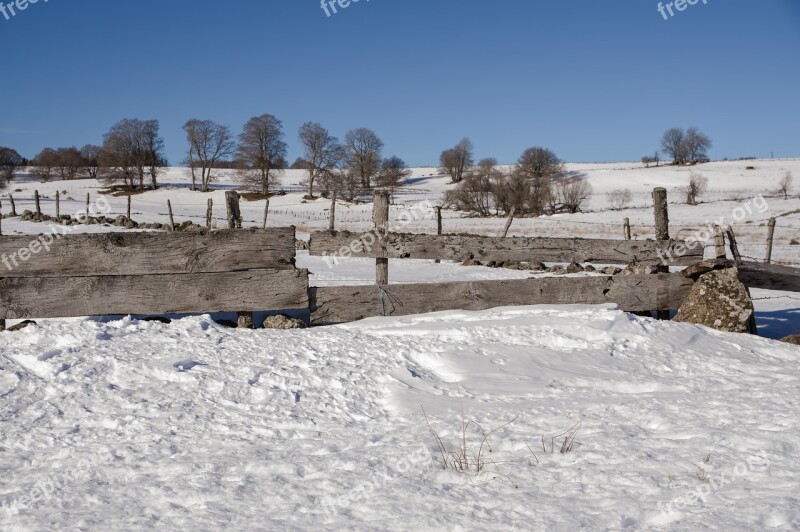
[
  {"x1": 262, "y1": 314, "x2": 307, "y2": 330},
  {"x1": 503, "y1": 261, "x2": 521, "y2": 270},
  {"x1": 525, "y1": 262, "x2": 547, "y2": 271},
  {"x1": 6, "y1": 320, "x2": 37, "y2": 332},
  {"x1": 177, "y1": 221, "x2": 193, "y2": 231},
  {"x1": 547, "y1": 266, "x2": 567, "y2": 275},
  {"x1": 566, "y1": 262, "x2": 584, "y2": 274},
  {"x1": 584, "y1": 264, "x2": 596, "y2": 272},
  {"x1": 214, "y1": 319, "x2": 238, "y2": 329},
  {"x1": 674, "y1": 268, "x2": 755, "y2": 334},
  {"x1": 295, "y1": 239, "x2": 309, "y2": 250},
  {"x1": 601, "y1": 266, "x2": 622, "y2": 275},
  {"x1": 621, "y1": 263, "x2": 659, "y2": 276},
  {"x1": 237, "y1": 313, "x2": 255, "y2": 329},
  {"x1": 681, "y1": 259, "x2": 735, "y2": 280},
  {"x1": 780, "y1": 334, "x2": 800, "y2": 345}
]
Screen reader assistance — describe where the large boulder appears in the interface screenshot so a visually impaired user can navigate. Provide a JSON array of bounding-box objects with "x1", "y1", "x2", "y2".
[{"x1": 674, "y1": 267, "x2": 754, "y2": 334}]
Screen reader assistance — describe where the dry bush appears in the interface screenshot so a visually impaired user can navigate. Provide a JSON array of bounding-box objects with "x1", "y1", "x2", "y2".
[
  {"x1": 777, "y1": 171, "x2": 793, "y2": 200},
  {"x1": 606, "y1": 188, "x2": 633, "y2": 211},
  {"x1": 685, "y1": 172, "x2": 709, "y2": 205}
]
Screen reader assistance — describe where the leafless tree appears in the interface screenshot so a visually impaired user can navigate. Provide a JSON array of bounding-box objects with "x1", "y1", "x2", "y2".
[
  {"x1": 777, "y1": 171, "x2": 793, "y2": 200},
  {"x1": 298, "y1": 122, "x2": 343, "y2": 199},
  {"x1": 439, "y1": 138, "x2": 474, "y2": 183},
  {"x1": 684, "y1": 127, "x2": 712, "y2": 164},
  {"x1": 236, "y1": 114, "x2": 287, "y2": 196},
  {"x1": 686, "y1": 172, "x2": 708, "y2": 205},
  {"x1": 32, "y1": 147, "x2": 59, "y2": 182},
  {"x1": 557, "y1": 175, "x2": 592, "y2": 214},
  {"x1": 55, "y1": 147, "x2": 83, "y2": 180},
  {"x1": 642, "y1": 155, "x2": 655, "y2": 168},
  {"x1": 80, "y1": 144, "x2": 100, "y2": 179},
  {"x1": 375, "y1": 156, "x2": 411, "y2": 199},
  {"x1": 515, "y1": 147, "x2": 564, "y2": 215},
  {"x1": 0, "y1": 146, "x2": 23, "y2": 185},
  {"x1": 183, "y1": 119, "x2": 236, "y2": 192},
  {"x1": 99, "y1": 118, "x2": 166, "y2": 190},
  {"x1": 344, "y1": 128, "x2": 383, "y2": 190},
  {"x1": 290, "y1": 157, "x2": 309, "y2": 170},
  {"x1": 606, "y1": 188, "x2": 633, "y2": 211},
  {"x1": 661, "y1": 128, "x2": 688, "y2": 165}
]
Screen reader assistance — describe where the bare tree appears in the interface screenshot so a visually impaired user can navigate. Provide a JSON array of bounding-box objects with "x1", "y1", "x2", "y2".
[
  {"x1": 558, "y1": 175, "x2": 592, "y2": 213},
  {"x1": 686, "y1": 172, "x2": 708, "y2": 205},
  {"x1": 0, "y1": 146, "x2": 23, "y2": 185},
  {"x1": 344, "y1": 128, "x2": 384, "y2": 190},
  {"x1": 55, "y1": 147, "x2": 83, "y2": 180},
  {"x1": 777, "y1": 171, "x2": 793, "y2": 200},
  {"x1": 99, "y1": 118, "x2": 165, "y2": 190},
  {"x1": 684, "y1": 127, "x2": 712, "y2": 164},
  {"x1": 236, "y1": 114, "x2": 287, "y2": 196},
  {"x1": 184, "y1": 119, "x2": 236, "y2": 192},
  {"x1": 439, "y1": 138, "x2": 474, "y2": 183},
  {"x1": 375, "y1": 156, "x2": 411, "y2": 199},
  {"x1": 606, "y1": 188, "x2": 633, "y2": 211},
  {"x1": 298, "y1": 122, "x2": 343, "y2": 199},
  {"x1": 661, "y1": 128, "x2": 688, "y2": 165},
  {"x1": 32, "y1": 147, "x2": 59, "y2": 182},
  {"x1": 515, "y1": 146, "x2": 564, "y2": 215},
  {"x1": 80, "y1": 144, "x2": 101, "y2": 179},
  {"x1": 642, "y1": 155, "x2": 655, "y2": 168}
]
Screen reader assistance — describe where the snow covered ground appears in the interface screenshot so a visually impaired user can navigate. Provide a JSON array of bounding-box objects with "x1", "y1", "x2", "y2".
[{"x1": 0, "y1": 160, "x2": 798, "y2": 530}]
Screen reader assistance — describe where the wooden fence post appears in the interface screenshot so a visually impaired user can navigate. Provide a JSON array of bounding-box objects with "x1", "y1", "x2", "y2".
[
  {"x1": 652, "y1": 188, "x2": 670, "y2": 320},
  {"x1": 263, "y1": 198, "x2": 270, "y2": 229},
  {"x1": 765, "y1": 217, "x2": 776, "y2": 264},
  {"x1": 34, "y1": 190, "x2": 41, "y2": 216},
  {"x1": 167, "y1": 200, "x2": 175, "y2": 231},
  {"x1": 624, "y1": 218, "x2": 631, "y2": 240},
  {"x1": 206, "y1": 199, "x2": 213, "y2": 230},
  {"x1": 726, "y1": 226, "x2": 742, "y2": 262},
  {"x1": 374, "y1": 190, "x2": 390, "y2": 286},
  {"x1": 9, "y1": 195, "x2": 16, "y2": 216},
  {"x1": 225, "y1": 191, "x2": 242, "y2": 229},
  {"x1": 0, "y1": 205, "x2": 3, "y2": 237},
  {"x1": 86, "y1": 193, "x2": 90, "y2": 216},
  {"x1": 127, "y1": 195, "x2": 132, "y2": 219},
  {"x1": 329, "y1": 192, "x2": 337, "y2": 232},
  {"x1": 56, "y1": 191, "x2": 60, "y2": 218},
  {"x1": 502, "y1": 206, "x2": 516, "y2": 238},
  {"x1": 435, "y1": 206, "x2": 442, "y2": 264},
  {"x1": 714, "y1": 225, "x2": 726, "y2": 259}
]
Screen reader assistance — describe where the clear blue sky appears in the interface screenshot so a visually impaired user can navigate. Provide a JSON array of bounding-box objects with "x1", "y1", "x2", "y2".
[{"x1": 1, "y1": 0, "x2": 798, "y2": 166}]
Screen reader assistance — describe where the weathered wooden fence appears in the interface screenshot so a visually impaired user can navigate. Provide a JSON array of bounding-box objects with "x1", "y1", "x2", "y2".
[{"x1": 0, "y1": 228, "x2": 308, "y2": 319}]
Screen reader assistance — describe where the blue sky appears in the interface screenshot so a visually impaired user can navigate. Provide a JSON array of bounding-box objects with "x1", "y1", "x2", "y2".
[{"x1": 0, "y1": 0, "x2": 798, "y2": 166}]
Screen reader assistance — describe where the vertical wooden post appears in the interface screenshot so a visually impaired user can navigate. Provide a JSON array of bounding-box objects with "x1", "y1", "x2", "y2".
[
  {"x1": 765, "y1": 217, "x2": 776, "y2": 264},
  {"x1": 652, "y1": 188, "x2": 670, "y2": 320},
  {"x1": 623, "y1": 218, "x2": 631, "y2": 240},
  {"x1": 435, "y1": 206, "x2": 442, "y2": 264},
  {"x1": 206, "y1": 199, "x2": 213, "y2": 230},
  {"x1": 502, "y1": 207, "x2": 516, "y2": 238},
  {"x1": 329, "y1": 192, "x2": 337, "y2": 232},
  {"x1": 86, "y1": 193, "x2": 90, "y2": 215},
  {"x1": 167, "y1": 200, "x2": 175, "y2": 231},
  {"x1": 9, "y1": 195, "x2": 16, "y2": 216},
  {"x1": 225, "y1": 191, "x2": 242, "y2": 229},
  {"x1": 0, "y1": 205, "x2": 3, "y2": 237},
  {"x1": 34, "y1": 190, "x2": 41, "y2": 216},
  {"x1": 56, "y1": 191, "x2": 60, "y2": 218},
  {"x1": 127, "y1": 195, "x2": 132, "y2": 219},
  {"x1": 263, "y1": 198, "x2": 270, "y2": 229},
  {"x1": 652, "y1": 188, "x2": 669, "y2": 241},
  {"x1": 726, "y1": 226, "x2": 742, "y2": 262},
  {"x1": 374, "y1": 191, "x2": 390, "y2": 286},
  {"x1": 714, "y1": 225, "x2": 726, "y2": 259},
  {"x1": 0, "y1": 319, "x2": 5, "y2": 332}
]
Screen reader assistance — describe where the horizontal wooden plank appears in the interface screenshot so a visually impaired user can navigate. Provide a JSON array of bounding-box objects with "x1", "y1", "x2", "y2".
[
  {"x1": 0, "y1": 228, "x2": 297, "y2": 278},
  {"x1": 309, "y1": 231, "x2": 703, "y2": 266},
  {"x1": 0, "y1": 269, "x2": 309, "y2": 319},
  {"x1": 310, "y1": 274, "x2": 694, "y2": 325},
  {"x1": 738, "y1": 261, "x2": 800, "y2": 292}
]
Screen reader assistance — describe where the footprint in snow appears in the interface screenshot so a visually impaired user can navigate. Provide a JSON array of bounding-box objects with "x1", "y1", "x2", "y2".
[{"x1": 173, "y1": 360, "x2": 207, "y2": 372}]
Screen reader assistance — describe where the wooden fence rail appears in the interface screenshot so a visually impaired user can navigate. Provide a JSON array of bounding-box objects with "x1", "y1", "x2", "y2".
[{"x1": 309, "y1": 231, "x2": 703, "y2": 266}]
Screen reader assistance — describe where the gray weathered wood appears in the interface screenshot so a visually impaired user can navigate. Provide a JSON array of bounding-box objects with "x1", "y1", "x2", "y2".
[
  {"x1": 329, "y1": 193, "x2": 337, "y2": 232},
  {"x1": 310, "y1": 273, "x2": 695, "y2": 325},
  {"x1": 624, "y1": 218, "x2": 631, "y2": 241},
  {"x1": 206, "y1": 198, "x2": 213, "y2": 229},
  {"x1": 0, "y1": 269, "x2": 309, "y2": 319},
  {"x1": 726, "y1": 226, "x2": 742, "y2": 262},
  {"x1": 127, "y1": 195, "x2": 132, "y2": 219},
  {"x1": 738, "y1": 261, "x2": 800, "y2": 292},
  {"x1": 167, "y1": 200, "x2": 175, "y2": 231},
  {"x1": 0, "y1": 228, "x2": 297, "y2": 277},
  {"x1": 226, "y1": 191, "x2": 242, "y2": 229},
  {"x1": 309, "y1": 231, "x2": 703, "y2": 266},
  {"x1": 714, "y1": 225, "x2": 726, "y2": 259},
  {"x1": 502, "y1": 207, "x2": 516, "y2": 238},
  {"x1": 374, "y1": 191, "x2": 390, "y2": 285},
  {"x1": 765, "y1": 218, "x2": 776, "y2": 264},
  {"x1": 34, "y1": 190, "x2": 41, "y2": 216},
  {"x1": 263, "y1": 199, "x2": 270, "y2": 229},
  {"x1": 434, "y1": 206, "x2": 442, "y2": 264},
  {"x1": 9, "y1": 195, "x2": 16, "y2": 216},
  {"x1": 56, "y1": 191, "x2": 60, "y2": 218},
  {"x1": 652, "y1": 188, "x2": 669, "y2": 241}
]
